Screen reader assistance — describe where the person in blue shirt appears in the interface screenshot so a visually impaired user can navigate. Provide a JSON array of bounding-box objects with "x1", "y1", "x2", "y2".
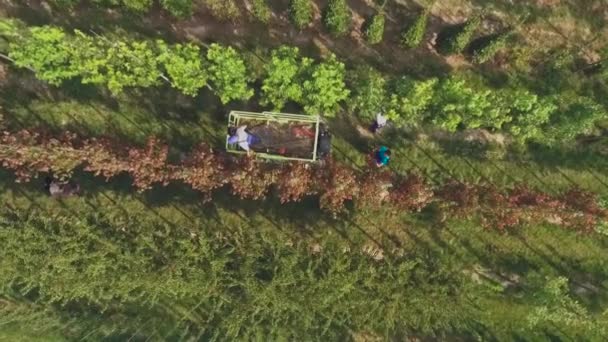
[{"x1": 375, "y1": 146, "x2": 391, "y2": 167}]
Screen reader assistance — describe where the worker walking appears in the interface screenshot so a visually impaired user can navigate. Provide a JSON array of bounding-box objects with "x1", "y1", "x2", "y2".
[
  {"x1": 227, "y1": 125, "x2": 261, "y2": 154},
  {"x1": 371, "y1": 112, "x2": 388, "y2": 133},
  {"x1": 374, "y1": 146, "x2": 391, "y2": 167}
]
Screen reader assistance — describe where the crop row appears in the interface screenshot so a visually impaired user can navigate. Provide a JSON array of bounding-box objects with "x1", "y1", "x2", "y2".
[{"x1": 0, "y1": 126, "x2": 605, "y2": 232}]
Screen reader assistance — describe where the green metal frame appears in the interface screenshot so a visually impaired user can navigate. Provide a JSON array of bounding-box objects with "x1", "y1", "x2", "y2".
[{"x1": 226, "y1": 111, "x2": 321, "y2": 162}]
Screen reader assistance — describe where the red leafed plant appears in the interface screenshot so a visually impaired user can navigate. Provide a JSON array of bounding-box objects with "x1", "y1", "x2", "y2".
[
  {"x1": 477, "y1": 185, "x2": 522, "y2": 231},
  {"x1": 126, "y1": 137, "x2": 173, "y2": 191},
  {"x1": 507, "y1": 184, "x2": 560, "y2": 208},
  {"x1": 560, "y1": 187, "x2": 605, "y2": 217},
  {"x1": 316, "y1": 158, "x2": 358, "y2": 215},
  {"x1": 174, "y1": 144, "x2": 226, "y2": 195},
  {"x1": 276, "y1": 162, "x2": 315, "y2": 203},
  {"x1": 389, "y1": 172, "x2": 433, "y2": 212},
  {"x1": 228, "y1": 155, "x2": 278, "y2": 200},
  {"x1": 82, "y1": 138, "x2": 129, "y2": 180},
  {"x1": 436, "y1": 180, "x2": 479, "y2": 216},
  {"x1": 356, "y1": 169, "x2": 394, "y2": 209},
  {"x1": 0, "y1": 130, "x2": 84, "y2": 181}
]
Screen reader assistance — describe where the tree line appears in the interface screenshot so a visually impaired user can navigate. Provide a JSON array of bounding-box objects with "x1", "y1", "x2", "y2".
[
  {"x1": 0, "y1": 127, "x2": 605, "y2": 232},
  {"x1": 2, "y1": 19, "x2": 605, "y2": 143}
]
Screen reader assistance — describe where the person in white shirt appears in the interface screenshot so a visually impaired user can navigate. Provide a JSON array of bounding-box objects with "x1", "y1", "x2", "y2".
[
  {"x1": 227, "y1": 125, "x2": 261, "y2": 154},
  {"x1": 372, "y1": 112, "x2": 387, "y2": 133}
]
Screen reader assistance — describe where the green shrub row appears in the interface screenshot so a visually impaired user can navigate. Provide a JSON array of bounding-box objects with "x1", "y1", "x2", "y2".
[
  {"x1": 252, "y1": 0, "x2": 272, "y2": 23},
  {"x1": 364, "y1": 13, "x2": 385, "y2": 44},
  {"x1": 324, "y1": 0, "x2": 351, "y2": 36},
  {"x1": 443, "y1": 15, "x2": 482, "y2": 54},
  {"x1": 4, "y1": 21, "x2": 349, "y2": 115},
  {"x1": 289, "y1": 0, "x2": 313, "y2": 30},
  {"x1": 401, "y1": 10, "x2": 429, "y2": 49},
  {"x1": 4, "y1": 20, "x2": 606, "y2": 141},
  {"x1": 348, "y1": 68, "x2": 607, "y2": 142},
  {"x1": 472, "y1": 32, "x2": 511, "y2": 63},
  {"x1": 52, "y1": 0, "x2": 193, "y2": 17}
]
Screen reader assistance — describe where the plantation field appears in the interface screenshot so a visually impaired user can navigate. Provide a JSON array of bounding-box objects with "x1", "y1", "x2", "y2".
[
  {"x1": 1, "y1": 0, "x2": 608, "y2": 340},
  {"x1": 2, "y1": 170, "x2": 608, "y2": 340}
]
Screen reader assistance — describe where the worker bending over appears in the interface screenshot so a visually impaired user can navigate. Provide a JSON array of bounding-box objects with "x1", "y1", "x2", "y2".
[
  {"x1": 375, "y1": 146, "x2": 391, "y2": 167},
  {"x1": 227, "y1": 125, "x2": 261, "y2": 154}
]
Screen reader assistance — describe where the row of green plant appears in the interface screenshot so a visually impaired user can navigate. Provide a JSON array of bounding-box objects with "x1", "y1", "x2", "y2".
[
  {"x1": 348, "y1": 66, "x2": 607, "y2": 143},
  {"x1": 3, "y1": 200, "x2": 606, "y2": 340},
  {"x1": 50, "y1": 0, "x2": 524, "y2": 66},
  {"x1": 3, "y1": 20, "x2": 606, "y2": 142},
  {"x1": 52, "y1": 0, "x2": 240, "y2": 19},
  {"x1": 1, "y1": 125, "x2": 606, "y2": 232},
  {"x1": 398, "y1": 9, "x2": 511, "y2": 64},
  {"x1": 2, "y1": 21, "x2": 349, "y2": 113}
]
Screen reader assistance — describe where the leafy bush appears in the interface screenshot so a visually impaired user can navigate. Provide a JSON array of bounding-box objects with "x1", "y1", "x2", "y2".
[
  {"x1": 290, "y1": 0, "x2": 313, "y2": 30},
  {"x1": 504, "y1": 90, "x2": 557, "y2": 142},
  {"x1": 261, "y1": 46, "x2": 312, "y2": 110},
  {"x1": 69, "y1": 31, "x2": 161, "y2": 94},
  {"x1": 204, "y1": 0, "x2": 240, "y2": 21},
  {"x1": 401, "y1": 10, "x2": 429, "y2": 49},
  {"x1": 121, "y1": 0, "x2": 152, "y2": 11},
  {"x1": 302, "y1": 54, "x2": 350, "y2": 116},
  {"x1": 387, "y1": 77, "x2": 438, "y2": 125},
  {"x1": 206, "y1": 44, "x2": 253, "y2": 104},
  {"x1": 160, "y1": 0, "x2": 194, "y2": 17},
  {"x1": 348, "y1": 65, "x2": 387, "y2": 119},
  {"x1": 430, "y1": 77, "x2": 510, "y2": 132},
  {"x1": 444, "y1": 15, "x2": 481, "y2": 54},
  {"x1": 252, "y1": 0, "x2": 272, "y2": 23},
  {"x1": 50, "y1": 0, "x2": 80, "y2": 7},
  {"x1": 156, "y1": 41, "x2": 207, "y2": 96},
  {"x1": 472, "y1": 32, "x2": 510, "y2": 63},
  {"x1": 364, "y1": 13, "x2": 385, "y2": 44},
  {"x1": 9, "y1": 26, "x2": 78, "y2": 85},
  {"x1": 324, "y1": 0, "x2": 351, "y2": 36},
  {"x1": 545, "y1": 96, "x2": 606, "y2": 142}
]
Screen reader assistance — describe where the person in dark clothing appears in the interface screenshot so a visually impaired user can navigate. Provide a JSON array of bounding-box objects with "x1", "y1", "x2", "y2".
[
  {"x1": 317, "y1": 128, "x2": 332, "y2": 159},
  {"x1": 44, "y1": 176, "x2": 80, "y2": 198},
  {"x1": 374, "y1": 146, "x2": 391, "y2": 167}
]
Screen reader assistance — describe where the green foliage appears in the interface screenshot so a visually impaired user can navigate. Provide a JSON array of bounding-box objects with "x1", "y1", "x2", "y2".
[
  {"x1": 260, "y1": 46, "x2": 312, "y2": 110},
  {"x1": 324, "y1": 0, "x2": 352, "y2": 36},
  {"x1": 289, "y1": 0, "x2": 313, "y2": 30},
  {"x1": 387, "y1": 77, "x2": 438, "y2": 124},
  {"x1": 206, "y1": 43, "x2": 253, "y2": 104},
  {"x1": 252, "y1": 0, "x2": 272, "y2": 23},
  {"x1": 364, "y1": 13, "x2": 385, "y2": 45},
  {"x1": 348, "y1": 65, "x2": 387, "y2": 119},
  {"x1": 0, "y1": 205, "x2": 478, "y2": 340},
  {"x1": 472, "y1": 32, "x2": 510, "y2": 63},
  {"x1": 445, "y1": 15, "x2": 481, "y2": 54},
  {"x1": 120, "y1": 0, "x2": 152, "y2": 11},
  {"x1": 156, "y1": 41, "x2": 207, "y2": 96},
  {"x1": 204, "y1": 0, "x2": 240, "y2": 20},
  {"x1": 546, "y1": 96, "x2": 606, "y2": 142},
  {"x1": 302, "y1": 54, "x2": 350, "y2": 116},
  {"x1": 527, "y1": 277, "x2": 608, "y2": 338},
  {"x1": 9, "y1": 26, "x2": 77, "y2": 85},
  {"x1": 504, "y1": 90, "x2": 557, "y2": 142},
  {"x1": 71, "y1": 31, "x2": 161, "y2": 94},
  {"x1": 430, "y1": 77, "x2": 510, "y2": 131},
  {"x1": 401, "y1": 10, "x2": 429, "y2": 49},
  {"x1": 160, "y1": 0, "x2": 194, "y2": 17},
  {"x1": 50, "y1": 0, "x2": 80, "y2": 6}
]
